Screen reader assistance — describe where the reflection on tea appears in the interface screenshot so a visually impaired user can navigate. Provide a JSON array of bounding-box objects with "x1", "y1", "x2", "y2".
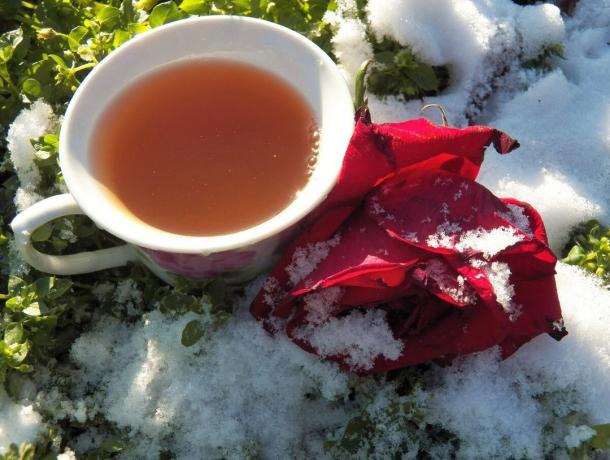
[{"x1": 92, "y1": 59, "x2": 317, "y2": 236}]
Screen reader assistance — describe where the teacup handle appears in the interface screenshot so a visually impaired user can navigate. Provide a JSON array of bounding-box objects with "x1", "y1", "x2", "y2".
[{"x1": 10, "y1": 194, "x2": 137, "y2": 275}]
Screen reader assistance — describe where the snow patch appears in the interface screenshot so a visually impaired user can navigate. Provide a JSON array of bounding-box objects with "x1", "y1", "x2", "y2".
[
  {"x1": 294, "y1": 309, "x2": 403, "y2": 371},
  {"x1": 427, "y1": 225, "x2": 524, "y2": 259},
  {"x1": 0, "y1": 388, "x2": 44, "y2": 454},
  {"x1": 69, "y1": 298, "x2": 350, "y2": 458},
  {"x1": 517, "y1": 4, "x2": 565, "y2": 59}
]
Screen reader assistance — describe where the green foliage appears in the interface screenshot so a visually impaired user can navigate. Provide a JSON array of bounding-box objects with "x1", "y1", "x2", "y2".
[
  {"x1": 568, "y1": 423, "x2": 610, "y2": 460},
  {"x1": 0, "y1": 443, "x2": 35, "y2": 460},
  {"x1": 155, "y1": 276, "x2": 234, "y2": 346},
  {"x1": 345, "y1": 0, "x2": 448, "y2": 102},
  {"x1": 366, "y1": 37, "x2": 448, "y2": 101},
  {"x1": 324, "y1": 388, "x2": 455, "y2": 457},
  {"x1": 181, "y1": 319, "x2": 205, "y2": 346},
  {"x1": 149, "y1": 2, "x2": 189, "y2": 27},
  {"x1": 562, "y1": 220, "x2": 610, "y2": 282},
  {"x1": 324, "y1": 370, "x2": 456, "y2": 458},
  {"x1": 523, "y1": 43, "x2": 565, "y2": 72},
  {"x1": 99, "y1": 434, "x2": 131, "y2": 454},
  {"x1": 173, "y1": 0, "x2": 337, "y2": 56},
  {"x1": 0, "y1": 0, "x2": 141, "y2": 126},
  {"x1": 216, "y1": 439, "x2": 260, "y2": 459},
  {"x1": 590, "y1": 423, "x2": 610, "y2": 449},
  {"x1": 0, "y1": 275, "x2": 73, "y2": 382},
  {"x1": 30, "y1": 131, "x2": 61, "y2": 192}
]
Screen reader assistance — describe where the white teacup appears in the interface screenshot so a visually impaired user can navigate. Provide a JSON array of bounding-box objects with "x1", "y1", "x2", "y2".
[{"x1": 10, "y1": 16, "x2": 354, "y2": 283}]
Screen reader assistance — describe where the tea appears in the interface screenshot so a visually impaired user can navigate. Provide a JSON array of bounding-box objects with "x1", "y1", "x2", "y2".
[{"x1": 92, "y1": 59, "x2": 317, "y2": 236}]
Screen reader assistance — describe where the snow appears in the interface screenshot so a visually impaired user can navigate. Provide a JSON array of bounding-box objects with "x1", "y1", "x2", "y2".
[
  {"x1": 564, "y1": 425, "x2": 596, "y2": 449},
  {"x1": 6, "y1": 100, "x2": 57, "y2": 210},
  {"x1": 326, "y1": 13, "x2": 373, "y2": 90},
  {"x1": 66, "y1": 285, "x2": 351, "y2": 458},
  {"x1": 498, "y1": 203, "x2": 533, "y2": 237},
  {"x1": 481, "y1": 261, "x2": 519, "y2": 320},
  {"x1": 477, "y1": 4, "x2": 610, "y2": 247},
  {"x1": 294, "y1": 309, "x2": 404, "y2": 371},
  {"x1": 351, "y1": 0, "x2": 522, "y2": 124},
  {"x1": 427, "y1": 225, "x2": 525, "y2": 258},
  {"x1": 57, "y1": 448, "x2": 77, "y2": 460},
  {"x1": 0, "y1": 388, "x2": 44, "y2": 454},
  {"x1": 285, "y1": 233, "x2": 341, "y2": 285},
  {"x1": 485, "y1": 171, "x2": 601, "y2": 251},
  {"x1": 517, "y1": 4, "x2": 565, "y2": 59},
  {"x1": 418, "y1": 258, "x2": 477, "y2": 306},
  {"x1": 303, "y1": 286, "x2": 343, "y2": 324}
]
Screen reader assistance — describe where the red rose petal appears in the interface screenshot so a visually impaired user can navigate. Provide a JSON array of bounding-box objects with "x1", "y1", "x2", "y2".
[
  {"x1": 369, "y1": 170, "x2": 527, "y2": 258},
  {"x1": 320, "y1": 118, "x2": 519, "y2": 217},
  {"x1": 250, "y1": 118, "x2": 563, "y2": 375}
]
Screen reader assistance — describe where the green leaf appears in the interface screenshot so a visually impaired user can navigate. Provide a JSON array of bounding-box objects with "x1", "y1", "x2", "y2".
[
  {"x1": 113, "y1": 30, "x2": 132, "y2": 48},
  {"x1": 21, "y1": 78, "x2": 41, "y2": 97},
  {"x1": 562, "y1": 245, "x2": 585, "y2": 265},
  {"x1": 394, "y1": 49, "x2": 416, "y2": 69},
  {"x1": 31, "y1": 223, "x2": 53, "y2": 242},
  {"x1": 47, "y1": 54, "x2": 68, "y2": 69},
  {"x1": 121, "y1": 0, "x2": 139, "y2": 24},
  {"x1": 48, "y1": 278, "x2": 72, "y2": 299},
  {"x1": 136, "y1": 0, "x2": 162, "y2": 11},
  {"x1": 13, "y1": 363, "x2": 33, "y2": 373},
  {"x1": 128, "y1": 22, "x2": 150, "y2": 34},
  {"x1": 354, "y1": 59, "x2": 372, "y2": 110},
  {"x1": 101, "y1": 436, "x2": 130, "y2": 453},
  {"x1": 0, "y1": 28, "x2": 24, "y2": 63},
  {"x1": 179, "y1": 0, "x2": 209, "y2": 14},
  {"x1": 22, "y1": 302, "x2": 41, "y2": 317},
  {"x1": 207, "y1": 278, "x2": 227, "y2": 307},
  {"x1": 159, "y1": 291, "x2": 200, "y2": 314},
  {"x1": 181, "y1": 320, "x2": 204, "y2": 347},
  {"x1": 67, "y1": 26, "x2": 89, "y2": 51},
  {"x1": 591, "y1": 423, "x2": 610, "y2": 449},
  {"x1": 33, "y1": 149, "x2": 52, "y2": 161},
  {"x1": 33, "y1": 134, "x2": 59, "y2": 153},
  {"x1": 5, "y1": 296, "x2": 24, "y2": 312},
  {"x1": 0, "y1": 442, "x2": 35, "y2": 460},
  {"x1": 4, "y1": 323, "x2": 24, "y2": 345},
  {"x1": 406, "y1": 62, "x2": 439, "y2": 91},
  {"x1": 8, "y1": 276, "x2": 26, "y2": 295},
  {"x1": 374, "y1": 50, "x2": 395, "y2": 65},
  {"x1": 97, "y1": 5, "x2": 122, "y2": 31},
  {"x1": 330, "y1": 413, "x2": 375, "y2": 454},
  {"x1": 34, "y1": 277, "x2": 54, "y2": 298},
  {"x1": 10, "y1": 341, "x2": 30, "y2": 365},
  {"x1": 149, "y1": 1, "x2": 188, "y2": 28}
]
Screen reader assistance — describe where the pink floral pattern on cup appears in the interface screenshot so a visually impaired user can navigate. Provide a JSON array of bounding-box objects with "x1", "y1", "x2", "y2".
[{"x1": 145, "y1": 248, "x2": 258, "y2": 279}]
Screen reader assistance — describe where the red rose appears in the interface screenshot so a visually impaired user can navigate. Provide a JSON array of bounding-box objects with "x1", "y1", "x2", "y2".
[{"x1": 250, "y1": 115, "x2": 565, "y2": 374}]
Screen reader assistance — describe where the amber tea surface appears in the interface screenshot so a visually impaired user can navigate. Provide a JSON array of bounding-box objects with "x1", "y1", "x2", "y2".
[{"x1": 92, "y1": 59, "x2": 317, "y2": 236}]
